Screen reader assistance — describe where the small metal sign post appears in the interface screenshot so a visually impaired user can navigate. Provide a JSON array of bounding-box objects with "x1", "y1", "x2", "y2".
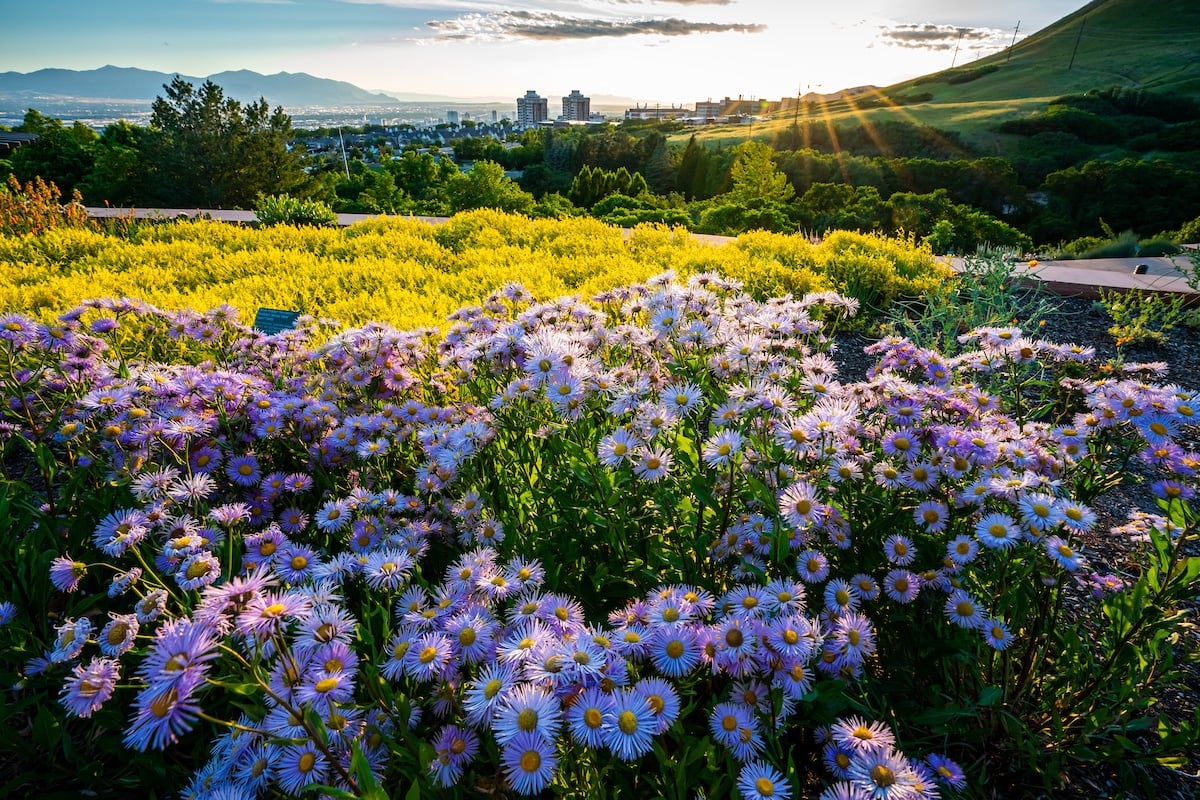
[{"x1": 253, "y1": 307, "x2": 302, "y2": 335}]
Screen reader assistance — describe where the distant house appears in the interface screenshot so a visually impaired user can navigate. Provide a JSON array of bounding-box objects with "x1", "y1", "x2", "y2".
[{"x1": 0, "y1": 132, "x2": 38, "y2": 156}]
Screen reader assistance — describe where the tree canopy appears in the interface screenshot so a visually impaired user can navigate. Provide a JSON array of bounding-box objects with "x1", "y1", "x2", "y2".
[{"x1": 141, "y1": 77, "x2": 312, "y2": 207}]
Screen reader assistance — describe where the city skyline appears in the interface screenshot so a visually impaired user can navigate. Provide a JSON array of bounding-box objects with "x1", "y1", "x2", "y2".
[{"x1": 2, "y1": 1, "x2": 1089, "y2": 104}]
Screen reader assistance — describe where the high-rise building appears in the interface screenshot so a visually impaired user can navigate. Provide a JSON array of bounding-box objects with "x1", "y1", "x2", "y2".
[
  {"x1": 562, "y1": 90, "x2": 591, "y2": 122},
  {"x1": 516, "y1": 90, "x2": 548, "y2": 125},
  {"x1": 446, "y1": 110, "x2": 460, "y2": 125}
]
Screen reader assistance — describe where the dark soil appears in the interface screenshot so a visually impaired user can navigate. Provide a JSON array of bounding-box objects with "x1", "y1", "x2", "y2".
[{"x1": 830, "y1": 293, "x2": 1200, "y2": 799}]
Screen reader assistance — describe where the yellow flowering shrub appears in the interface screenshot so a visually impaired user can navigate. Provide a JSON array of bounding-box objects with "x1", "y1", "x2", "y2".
[{"x1": 0, "y1": 211, "x2": 943, "y2": 332}]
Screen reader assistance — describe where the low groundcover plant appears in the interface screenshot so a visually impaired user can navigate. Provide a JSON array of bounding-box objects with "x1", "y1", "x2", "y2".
[{"x1": 0, "y1": 272, "x2": 1196, "y2": 798}]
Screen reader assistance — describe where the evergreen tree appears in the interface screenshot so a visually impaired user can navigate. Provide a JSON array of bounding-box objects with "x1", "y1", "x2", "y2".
[
  {"x1": 142, "y1": 77, "x2": 311, "y2": 207},
  {"x1": 643, "y1": 137, "x2": 677, "y2": 194},
  {"x1": 727, "y1": 141, "x2": 794, "y2": 205}
]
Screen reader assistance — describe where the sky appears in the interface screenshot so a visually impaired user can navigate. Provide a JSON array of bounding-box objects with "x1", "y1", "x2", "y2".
[{"x1": 0, "y1": 0, "x2": 1090, "y2": 104}]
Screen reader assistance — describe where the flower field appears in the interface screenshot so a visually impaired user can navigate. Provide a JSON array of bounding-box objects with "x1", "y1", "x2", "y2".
[
  {"x1": 0, "y1": 212, "x2": 1197, "y2": 799},
  {"x1": 0, "y1": 210, "x2": 946, "y2": 332}
]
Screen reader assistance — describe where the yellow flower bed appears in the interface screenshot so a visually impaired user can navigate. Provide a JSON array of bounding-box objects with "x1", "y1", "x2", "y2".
[{"x1": 0, "y1": 211, "x2": 947, "y2": 331}]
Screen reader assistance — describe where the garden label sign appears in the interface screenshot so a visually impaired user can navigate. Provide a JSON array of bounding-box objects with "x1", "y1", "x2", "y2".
[{"x1": 253, "y1": 307, "x2": 301, "y2": 334}]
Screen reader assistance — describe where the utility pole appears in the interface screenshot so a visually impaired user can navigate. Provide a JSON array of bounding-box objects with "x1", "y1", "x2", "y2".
[
  {"x1": 951, "y1": 30, "x2": 963, "y2": 68},
  {"x1": 1068, "y1": 18, "x2": 1086, "y2": 70},
  {"x1": 337, "y1": 127, "x2": 351, "y2": 180},
  {"x1": 1006, "y1": 20, "x2": 1020, "y2": 64}
]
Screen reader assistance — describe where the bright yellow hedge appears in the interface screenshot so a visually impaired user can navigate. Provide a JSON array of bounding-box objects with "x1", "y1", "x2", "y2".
[{"x1": 0, "y1": 212, "x2": 947, "y2": 331}]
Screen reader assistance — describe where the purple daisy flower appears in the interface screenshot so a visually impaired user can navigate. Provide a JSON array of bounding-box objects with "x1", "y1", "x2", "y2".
[
  {"x1": 123, "y1": 670, "x2": 205, "y2": 751},
  {"x1": 49, "y1": 617, "x2": 92, "y2": 663},
  {"x1": 404, "y1": 632, "x2": 453, "y2": 683},
  {"x1": 175, "y1": 551, "x2": 222, "y2": 591},
  {"x1": 926, "y1": 753, "x2": 968, "y2": 790},
  {"x1": 138, "y1": 619, "x2": 220, "y2": 691},
  {"x1": 92, "y1": 509, "x2": 149, "y2": 556},
  {"x1": 982, "y1": 617, "x2": 1015, "y2": 651},
  {"x1": 49, "y1": 555, "x2": 87, "y2": 593},
  {"x1": 430, "y1": 724, "x2": 479, "y2": 788},
  {"x1": 236, "y1": 591, "x2": 312, "y2": 638},
  {"x1": 738, "y1": 759, "x2": 791, "y2": 800},
  {"x1": 493, "y1": 683, "x2": 562, "y2": 746},
  {"x1": 710, "y1": 701, "x2": 755, "y2": 749},
  {"x1": 98, "y1": 613, "x2": 139, "y2": 657},
  {"x1": 225, "y1": 454, "x2": 262, "y2": 487},
  {"x1": 1044, "y1": 536, "x2": 1081, "y2": 571},
  {"x1": 944, "y1": 590, "x2": 985, "y2": 630},
  {"x1": 296, "y1": 669, "x2": 355, "y2": 715},
  {"x1": 797, "y1": 550, "x2": 830, "y2": 583},
  {"x1": 274, "y1": 543, "x2": 320, "y2": 584},
  {"x1": 648, "y1": 625, "x2": 701, "y2": 677},
  {"x1": 567, "y1": 686, "x2": 615, "y2": 749},
  {"x1": 275, "y1": 742, "x2": 328, "y2": 795},
  {"x1": 847, "y1": 746, "x2": 920, "y2": 800},
  {"x1": 501, "y1": 731, "x2": 557, "y2": 796},
  {"x1": 604, "y1": 687, "x2": 656, "y2": 761},
  {"x1": 463, "y1": 661, "x2": 518, "y2": 728},
  {"x1": 831, "y1": 716, "x2": 896, "y2": 755},
  {"x1": 635, "y1": 677, "x2": 680, "y2": 734},
  {"x1": 60, "y1": 657, "x2": 120, "y2": 718}
]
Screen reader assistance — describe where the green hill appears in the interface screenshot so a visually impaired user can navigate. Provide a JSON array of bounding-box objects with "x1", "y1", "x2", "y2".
[
  {"x1": 889, "y1": 0, "x2": 1200, "y2": 103},
  {"x1": 683, "y1": 0, "x2": 1200, "y2": 150}
]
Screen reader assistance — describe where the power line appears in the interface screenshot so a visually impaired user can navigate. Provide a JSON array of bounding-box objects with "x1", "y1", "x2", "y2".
[
  {"x1": 1006, "y1": 20, "x2": 1020, "y2": 64},
  {"x1": 1068, "y1": 17, "x2": 1086, "y2": 70}
]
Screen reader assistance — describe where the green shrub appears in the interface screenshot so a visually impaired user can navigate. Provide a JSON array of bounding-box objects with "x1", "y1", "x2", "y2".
[{"x1": 253, "y1": 193, "x2": 338, "y2": 227}]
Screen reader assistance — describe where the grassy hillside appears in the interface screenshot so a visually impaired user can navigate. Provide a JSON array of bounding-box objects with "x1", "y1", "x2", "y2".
[
  {"x1": 892, "y1": 0, "x2": 1200, "y2": 103},
  {"x1": 681, "y1": 0, "x2": 1200, "y2": 151}
]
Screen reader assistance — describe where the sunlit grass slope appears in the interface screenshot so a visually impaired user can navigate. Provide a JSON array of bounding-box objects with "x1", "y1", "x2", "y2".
[
  {"x1": 0, "y1": 212, "x2": 948, "y2": 331},
  {"x1": 682, "y1": 0, "x2": 1200, "y2": 152}
]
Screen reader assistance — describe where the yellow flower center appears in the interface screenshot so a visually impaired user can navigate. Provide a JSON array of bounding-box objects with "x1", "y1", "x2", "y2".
[
  {"x1": 517, "y1": 708, "x2": 538, "y2": 732},
  {"x1": 150, "y1": 688, "x2": 178, "y2": 718},
  {"x1": 870, "y1": 765, "x2": 896, "y2": 787}
]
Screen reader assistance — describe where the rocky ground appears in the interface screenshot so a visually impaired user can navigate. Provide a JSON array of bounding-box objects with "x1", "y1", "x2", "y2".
[{"x1": 830, "y1": 291, "x2": 1200, "y2": 799}]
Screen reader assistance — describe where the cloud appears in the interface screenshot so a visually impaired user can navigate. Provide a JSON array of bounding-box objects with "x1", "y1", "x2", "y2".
[
  {"x1": 427, "y1": 10, "x2": 764, "y2": 41},
  {"x1": 878, "y1": 22, "x2": 1008, "y2": 52},
  {"x1": 609, "y1": 0, "x2": 734, "y2": 5}
]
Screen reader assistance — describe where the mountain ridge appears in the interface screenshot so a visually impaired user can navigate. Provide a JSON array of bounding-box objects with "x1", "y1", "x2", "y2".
[{"x1": 0, "y1": 65, "x2": 406, "y2": 108}]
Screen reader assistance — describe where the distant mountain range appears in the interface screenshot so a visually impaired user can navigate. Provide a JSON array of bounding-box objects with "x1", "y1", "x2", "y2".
[{"x1": 0, "y1": 65, "x2": 408, "y2": 107}]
